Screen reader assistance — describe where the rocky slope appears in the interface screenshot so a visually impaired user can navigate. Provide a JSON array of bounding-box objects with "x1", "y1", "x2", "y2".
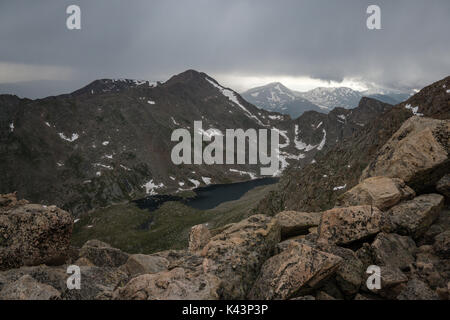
[
  {"x1": 0, "y1": 114, "x2": 448, "y2": 299},
  {"x1": 257, "y1": 76, "x2": 450, "y2": 215}
]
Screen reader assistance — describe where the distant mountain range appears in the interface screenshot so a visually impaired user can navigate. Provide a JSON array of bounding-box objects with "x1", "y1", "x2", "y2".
[{"x1": 241, "y1": 82, "x2": 413, "y2": 118}]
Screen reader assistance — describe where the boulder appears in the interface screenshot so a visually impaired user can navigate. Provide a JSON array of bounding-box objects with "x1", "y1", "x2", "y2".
[
  {"x1": 367, "y1": 266, "x2": 408, "y2": 299},
  {"x1": 274, "y1": 211, "x2": 321, "y2": 239},
  {"x1": 436, "y1": 174, "x2": 450, "y2": 200},
  {"x1": 0, "y1": 275, "x2": 61, "y2": 300},
  {"x1": 248, "y1": 242, "x2": 342, "y2": 300},
  {"x1": 317, "y1": 205, "x2": 385, "y2": 245},
  {"x1": 0, "y1": 264, "x2": 129, "y2": 300},
  {"x1": 387, "y1": 194, "x2": 444, "y2": 239},
  {"x1": 113, "y1": 267, "x2": 221, "y2": 300},
  {"x1": 361, "y1": 117, "x2": 450, "y2": 193},
  {"x1": 396, "y1": 279, "x2": 440, "y2": 300},
  {"x1": 371, "y1": 233, "x2": 416, "y2": 270},
  {"x1": 201, "y1": 214, "x2": 281, "y2": 299},
  {"x1": 188, "y1": 224, "x2": 211, "y2": 252},
  {"x1": 433, "y1": 230, "x2": 450, "y2": 259},
  {"x1": 317, "y1": 244, "x2": 364, "y2": 296},
  {"x1": 122, "y1": 254, "x2": 169, "y2": 277},
  {"x1": 337, "y1": 177, "x2": 415, "y2": 211},
  {"x1": 419, "y1": 209, "x2": 450, "y2": 245},
  {"x1": 0, "y1": 195, "x2": 73, "y2": 270},
  {"x1": 78, "y1": 240, "x2": 129, "y2": 268}
]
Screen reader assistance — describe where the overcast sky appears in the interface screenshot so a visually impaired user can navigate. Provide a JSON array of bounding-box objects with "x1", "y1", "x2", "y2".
[{"x1": 0, "y1": 0, "x2": 449, "y2": 98}]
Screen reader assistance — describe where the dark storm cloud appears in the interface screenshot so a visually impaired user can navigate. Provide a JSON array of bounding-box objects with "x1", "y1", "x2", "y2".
[{"x1": 1, "y1": 0, "x2": 449, "y2": 97}]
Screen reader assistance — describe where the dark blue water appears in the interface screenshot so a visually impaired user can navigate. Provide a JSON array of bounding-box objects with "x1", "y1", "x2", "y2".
[
  {"x1": 134, "y1": 177, "x2": 279, "y2": 213},
  {"x1": 183, "y1": 177, "x2": 279, "y2": 210}
]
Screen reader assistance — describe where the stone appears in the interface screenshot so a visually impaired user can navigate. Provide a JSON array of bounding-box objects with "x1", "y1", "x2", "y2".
[
  {"x1": 436, "y1": 174, "x2": 450, "y2": 200},
  {"x1": 78, "y1": 240, "x2": 129, "y2": 268},
  {"x1": 274, "y1": 210, "x2": 321, "y2": 239},
  {"x1": 248, "y1": 242, "x2": 342, "y2": 300},
  {"x1": 122, "y1": 254, "x2": 169, "y2": 277},
  {"x1": 337, "y1": 177, "x2": 415, "y2": 211},
  {"x1": 317, "y1": 244, "x2": 364, "y2": 296},
  {"x1": 361, "y1": 117, "x2": 450, "y2": 193},
  {"x1": 387, "y1": 194, "x2": 444, "y2": 239},
  {"x1": 0, "y1": 275, "x2": 61, "y2": 300},
  {"x1": 113, "y1": 267, "x2": 222, "y2": 300},
  {"x1": 371, "y1": 233, "x2": 416, "y2": 270},
  {"x1": 317, "y1": 205, "x2": 385, "y2": 245},
  {"x1": 396, "y1": 279, "x2": 440, "y2": 300},
  {"x1": 0, "y1": 195, "x2": 73, "y2": 270},
  {"x1": 188, "y1": 224, "x2": 211, "y2": 252},
  {"x1": 433, "y1": 230, "x2": 450, "y2": 259},
  {"x1": 201, "y1": 214, "x2": 281, "y2": 299},
  {"x1": 368, "y1": 266, "x2": 408, "y2": 299}
]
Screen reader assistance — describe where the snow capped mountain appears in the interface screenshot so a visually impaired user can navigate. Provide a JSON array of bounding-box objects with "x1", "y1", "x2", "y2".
[
  {"x1": 297, "y1": 87, "x2": 363, "y2": 110},
  {"x1": 243, "y1": 82, "x2": 413, "y2": 118},
  {"x1": 242, "y1": 83, "x2": 324, "y2": 119},
  {"x1": 242, "y1": 82, "x2": 297, "y2": 110}
]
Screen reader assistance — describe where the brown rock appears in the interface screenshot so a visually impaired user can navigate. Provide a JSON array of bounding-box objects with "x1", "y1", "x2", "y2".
[
  {"x1": 433, "y1": 230, "x2": 450, "y2": 259},
  {"x1": 188, "y1": 224, "x2": 211, "y2": 252},
  {"x1": 248, "y1": 242, "x2": 342, "y2": 300},
  {"x1": 317, "y1": 205, "x2": 385, "y2": 245},
  {"x1": 397, "y1": 278, "x2": 440, "y2": 300},
  {"x1": 337, "y1": 177, "x2": 415, "y2": 211},
  {"x1": 0, "y1": 275, "x2": 61, "y2": 300},
  {"x1": 201, "y1": 214, "x2": 281, "y2": 299},
  {"x1": 122, "y1": 254, "x2": 169, "y2": 277},
  {"x1": 0, "y1": 196, "x2": 73, "y2": 270},
  {"x1": 79, "y1": 240, "x2": 129, "y2": 268},
  {"x1": 317, "y1": 244, "x2": 364, "y2": 296},
  {"x1": 275, "y1": 210, "x2": 321, "y2": 239},
  {"x1": 361, "y1": 117, "x2": 450, "y2": 192},
  {"x1": 436, "y1": 174, "x2": 450, "y2": 200},
  {"x1": 387, "y1": 194, "x2": 444, "y2": 239},
  {"x1": 113, "y1": 267, "x2": 221, "y2": 300},
  {"x1": 371, "y1": 233, "x2": 416, "y2": 270}
]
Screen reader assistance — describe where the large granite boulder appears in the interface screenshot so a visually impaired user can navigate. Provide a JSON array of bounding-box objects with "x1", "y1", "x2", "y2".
[
  {"x1": 121, "y1": 254, "x2": 169, "y2": 277},
  {"x1": 337, "y1": 177, "x2": 415, "y2": 211},
  {"x1": 0, "y1": 274, "x2": 61, "y2": 300},
  {"x1": 387, "y1": 194, "x2": 444, "y2": 239},
  {"x1": 248, "y1": 242, "x2": 342, "y2": 300},
  {"x1": 113, "y1": 267, "x2": 222, "y2": 300},
  {"x1": 396, "y1": 279, "x2": 440, "y2": 300},
  {"x1": 201, "y1": 214, "x2": 281, "y2": 299},
  {"x1": 371, "y1": 232, "x2": 417, "y2": 270},
  {"x1": 361, "y1": 117, "x2": 450, "y2": 193},
  {"x1": 436, "y1": 174, "x2": 450, "y2": 200},
  {"x1": 317, "y1": 205, "x2": 385, "y2": 245},
  {"x1": 275, "y1": 211, "x2": 321, "y2": 239},
  {"x1": 0, "y1": 194, "x2": 73, "y2": 270},
  {"x1": 78, "y1": 240, "x2": 129, "y2": 268}
]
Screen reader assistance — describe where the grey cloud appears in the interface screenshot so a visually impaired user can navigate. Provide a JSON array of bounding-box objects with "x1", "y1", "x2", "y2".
[{"x1": 0, "y1": 0, "x2": 449, "y2": 97}]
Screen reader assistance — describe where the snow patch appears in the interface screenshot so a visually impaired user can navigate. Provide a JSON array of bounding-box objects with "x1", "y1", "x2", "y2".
[
  {"x1": 58, "y1": 132, "x2": 79, "y2": 142},
  {"x1": 188, "y1": 179, "x2": 201, "y2": 188},
  {"x1": 142, "y1": 179, "x2": 164, "y2": 195},
  {"x1": 229, "y1": 168, "x2": 257, "y2": 180},
  {"x1": 201, "y1": 177, "x2": 212, "y2": 185},
  {"x1": 102, "y1": 141, "x2": 109, "y2": 146},
  {"x1": 333, "y1": 184, "x2": 347, "y2": 191},
  {"x1": 405, "y1": 104, "x2": 424, "y2": 116}
]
